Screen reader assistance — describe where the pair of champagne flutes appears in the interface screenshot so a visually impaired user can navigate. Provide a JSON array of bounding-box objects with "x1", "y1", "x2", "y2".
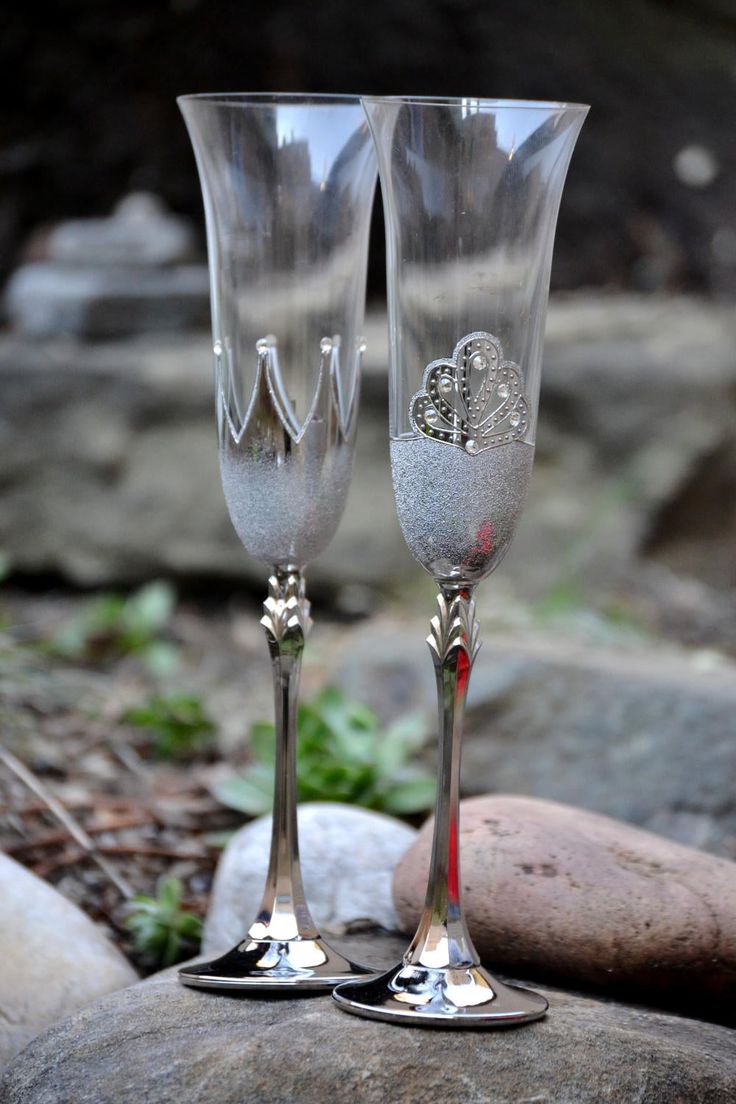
[{"x1": 177, "y1": 93, "x2": 587, "y2": 1027}]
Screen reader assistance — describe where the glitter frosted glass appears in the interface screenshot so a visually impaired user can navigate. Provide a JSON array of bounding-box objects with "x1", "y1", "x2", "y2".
[
  {"x1": 220, "y1": 444, "x2": 354, "y2": 567},
  {"x1": 390, "y1": 436, "x2": 534, "y2": 583}
]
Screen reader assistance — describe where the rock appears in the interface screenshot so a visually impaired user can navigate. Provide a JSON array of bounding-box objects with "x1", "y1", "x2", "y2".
[
  {"x1": 461, "y1": 636, "x2": 736, "y2": 858},
  {"x1": 0, "y1": 294, "x2": 734, "y2": 626},
  {"x1": 644, "y1": 437, "x2": 736, "y2": 591},
  {"x1": 393, "y1": 795, "x2": 736, "y2": 1016},
  {"x1": 45, "y1": 193, "x2": 198, "y2": 268},
  {"x1": 329, "y1": 616, "x2": 436, "y2": 724},
  {"x1": 2, "y1": 931, "x2": 735, "y2": 1104},
  {"x1": 0, "y1": 853, "x2": 137, "y2": 1071},
  {"x1": 203, "y1": 803, "x2": 415, "y2": 953},
  {"x1": 0, "y1": 324, "x2": 399, "y2": 593},
  {"x1": 4, "y1": 193, "x2": 203, "y2": 339},
  {"x1": 346, "y1": 625, "x2": 736, "y2": 855},
  {"x1": 334, "y1": 622, "x2": 736, "y2": 857},
  {"x1": 5, "y1": 262, "x2": 210, "y2": 338},
  {"x1": 529, "y1": 294, "x2": 736, "y2": 598}
]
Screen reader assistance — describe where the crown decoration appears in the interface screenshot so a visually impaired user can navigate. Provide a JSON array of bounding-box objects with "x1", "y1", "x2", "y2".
[
  {"x1": 409, "y1": 331, "x2": 529, "y2": 455},
  {"x1": 216, "y1": 333, "x2": 364, "y2": 449},
  {"x1": 427, "y1": 591, "x2": 481, "y2": 668}
]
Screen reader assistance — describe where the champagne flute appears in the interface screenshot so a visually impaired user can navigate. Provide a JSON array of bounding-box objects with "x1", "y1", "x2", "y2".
[
  {"x1": 177, "y1": 93, "x2": 377, "y2": 990},
  {"x1": 334, "y1": 95, "x2": 587, "y2": 1025}
]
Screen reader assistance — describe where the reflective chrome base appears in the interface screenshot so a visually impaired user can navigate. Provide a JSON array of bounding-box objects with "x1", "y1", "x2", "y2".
[
  {"x1": 178, "y1": 935, "x2": 372, "y2": 991},
  {"x1": 333, "y1": 962, "x2": 548, "y2": 1027}
]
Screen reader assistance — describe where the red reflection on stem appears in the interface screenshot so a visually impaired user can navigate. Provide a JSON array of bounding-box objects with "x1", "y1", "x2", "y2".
[{"x1": 447, "y1": 644, "x2": 471, "y2": 907}]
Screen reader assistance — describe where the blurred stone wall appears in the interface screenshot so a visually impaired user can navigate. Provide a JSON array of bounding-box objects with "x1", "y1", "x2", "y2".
[{"x1": 3, "y1": 0, "x2": 736, "y2": 294}]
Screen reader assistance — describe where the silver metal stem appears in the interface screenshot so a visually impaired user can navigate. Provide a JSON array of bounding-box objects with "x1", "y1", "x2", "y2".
[
  {"x1": 178, "y1": 565, "x2": 372, "y2": 989},
  {"x1": 332, "y1": 585, "x2": 548, "y2": 1024},
  {"x1": 405, "y1": 585, "x2": 481, "y2": 970},
  {"x1": 249, "y1": 566, "x2": 318, "y2": 942}
]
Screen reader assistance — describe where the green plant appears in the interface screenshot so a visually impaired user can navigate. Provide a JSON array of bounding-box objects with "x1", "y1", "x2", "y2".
[
  {"x1": 124, "y1": 693, "x2": 215, "y2": 760},
  {"x1": 124, "y1": 875, "x2": 202, "y2": 969},
  {"x1": 213, "y1": 687, "x2": 435, "y2": 818},
  {"x1": 50, "y1": 581, "x2": 179, "y2": 673}
]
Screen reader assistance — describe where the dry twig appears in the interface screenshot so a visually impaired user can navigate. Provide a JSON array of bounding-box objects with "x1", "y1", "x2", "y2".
[{"x1": 0, "y1": 743, "x2": 133, "y2": 897}]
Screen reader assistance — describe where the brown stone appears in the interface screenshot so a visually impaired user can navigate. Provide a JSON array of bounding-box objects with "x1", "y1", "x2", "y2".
[{"x1": 393, "y1": 795, "x2": 736, "y2": 1014}]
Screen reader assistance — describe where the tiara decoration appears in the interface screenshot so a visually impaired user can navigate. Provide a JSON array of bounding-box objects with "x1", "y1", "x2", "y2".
[
  {"x1": 409, "y1": 331, "x2": 529, "y2": 454},
  {"x1": 216, "y1": 333, "x2": 364, "y2": 448}
]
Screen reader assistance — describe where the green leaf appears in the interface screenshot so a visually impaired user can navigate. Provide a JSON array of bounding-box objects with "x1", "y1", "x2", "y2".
[
  {"x1": 249, "y1": 721, "x2": 276, "y2": 762},
  {"x1": 123, "y1": 875, "x2": 202, "y2": 969},
  {"x1": 157, "y1": 875, "x2": 182, "y2": 911},
  {"x1": 142, "y1": 641, "x2": 180, "y2": 677},
  {"x1": 125, "y1": 581, "x2": 176, "y2": 636},
  {"x1": 376, "y1": 713, "x2": 429, "y2": 773},
  {"x1": 210, "y1": 686, "x2": 434, "y2": 819},
  {"x1": 48, "y1": 580, "x2": 179, "y2": 667},
  {"x1": 382, "y1": 776, "x2": 437, "y2": 815},
  {"x1": 212, "y1": 773, "x2": 273, "y2": 815},
  {"x1": 124, "y1": 693, "x2": 215, "y2": 761}
]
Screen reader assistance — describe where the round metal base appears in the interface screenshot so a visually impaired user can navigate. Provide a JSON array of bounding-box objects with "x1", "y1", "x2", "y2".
[
  {"x1": 332, "y1": 962, "x2": 548, "y2": 1027},
  {"x1": 178, "y1": 936, "x2": 373, "y2": 991}
]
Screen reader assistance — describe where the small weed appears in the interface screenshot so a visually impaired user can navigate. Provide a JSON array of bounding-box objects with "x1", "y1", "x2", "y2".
[
  {"x1": 50, "y1": 581, "x2": 179, "y2": 673},
  {"x1": 213, "y1": 687, "x2": 435, "y2": 818},
  {"x1": 124, "y1": 694, "x2": 215, "y2": 761},
  {"x1": 124, "y1": 875, "x2": 202, "y2": 969}
]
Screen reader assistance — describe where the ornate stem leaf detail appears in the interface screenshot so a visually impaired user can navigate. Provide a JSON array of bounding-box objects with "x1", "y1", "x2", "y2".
[
  {"x1": 427, "y1": 591, "x2": 481, "y2": 667},
  {"x1": 409, "y1": 331, "x2": 529, "y2": 455},
  {"x1": 260, "y1": 571, "x2": 312, "y2": 645},
  {"x1": 216, "y1": 333, "x2": 363, "y2": 449}
]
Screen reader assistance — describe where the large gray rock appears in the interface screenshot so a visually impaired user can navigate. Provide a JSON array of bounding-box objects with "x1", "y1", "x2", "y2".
[
  {"x1": 2, "y1": 935, "x2": 734, "y2": 1104},
  {"x1": 0, "y1": 294, "x2": 734, "y2": 618},
  {"x1": 0, "y1": 853, "x2": 137, "y2": 1071},
  {"x1": 528, "y1": 294, "x2": 736, "y2": 597},
  {"x1": 5, "y1": 262, "x2": 210, "y2": 339},
  {"x1": 45, "y1": 193, "x2": 198, "y2": 269},
  {"x1": 0, "y1": 323, "x2": 402, "y2": 593},
  {"x1": 333, "y1": 621, "x2": 736, "y2": 857},
  {"x1": 203, "y1": 804, "x2": 416, "y2": 953},
  {"x1": 462, "y1": 636, "x2": 736, "y2": 857},
  {"x1": 4, "y1": 193, "x2": 205, "y2": 340},
  {"x1": 394, "y1": 795, "x2": 736, "y2": 1012}
]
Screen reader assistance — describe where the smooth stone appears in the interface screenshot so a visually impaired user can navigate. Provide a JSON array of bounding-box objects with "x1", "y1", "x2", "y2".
[
  {"x1": 203, "y1": 803, "x2": 416, "y2": 953},
  {"x1": 393, "y1": 795, "x2": 736, "y2": 1016},
  {"x1": 2, "y1": 933, "x2": 735, "y2": 1104},
  {"x1": 0, "y1": 853, "x2": 138, "y2": 1071}
]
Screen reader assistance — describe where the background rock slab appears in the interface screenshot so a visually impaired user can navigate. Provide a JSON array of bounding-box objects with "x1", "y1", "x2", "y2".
[
  {"x1": 1, "y1": 295, "x2": 734, "y2": 617},
  {"x1": 334, "y1": 623, "x2": 736, "y2": 858},
  {"x1": 2, "y1": 937, "x2": 735, "y2": 1104},
  {"x1": 462, "y1": 638, "x2": 736, "y2": 857}
]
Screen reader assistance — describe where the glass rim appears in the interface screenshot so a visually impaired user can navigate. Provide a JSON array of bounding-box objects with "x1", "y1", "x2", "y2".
[
  {"x1": 361, "y1": 95, "x2": 590, "y2": 112},
  {"x1": 177, "y1": 91, "x2": 364, "y2": 107}
]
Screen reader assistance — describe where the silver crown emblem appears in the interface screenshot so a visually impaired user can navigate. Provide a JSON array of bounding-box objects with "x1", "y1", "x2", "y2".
[{"x1": 409, "y1": 331, "x2": 529, "y2": 454}]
